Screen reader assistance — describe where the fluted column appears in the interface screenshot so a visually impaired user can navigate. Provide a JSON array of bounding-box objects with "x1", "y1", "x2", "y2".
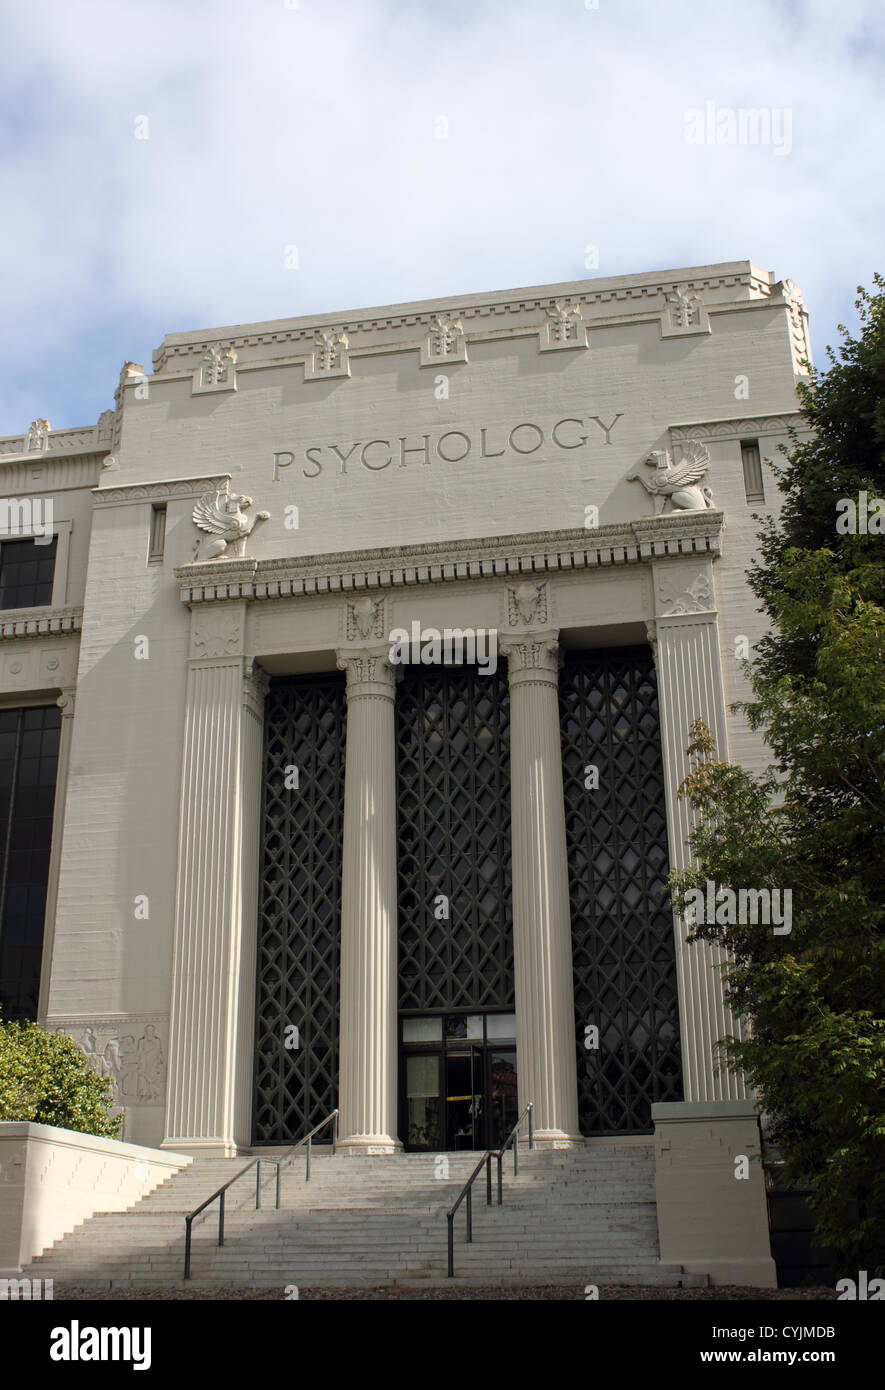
[
  {"x1": 649, "y1": 560, "x2": 749, "y2": 1102},
  {"x1": 335, "y1": 649, "x2": 402, "y2": 1154},
  {"x1": 164, "y1": 601, "x2": 268, "y2": 1155},
  {"x1": 502, "y1": 633, "x2": 582, "y2": 1146}
]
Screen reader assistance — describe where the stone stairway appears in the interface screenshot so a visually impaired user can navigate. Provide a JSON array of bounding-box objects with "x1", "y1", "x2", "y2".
[{"x1": 24, "y1": 1144, "x2": 697, "y2": 1288}]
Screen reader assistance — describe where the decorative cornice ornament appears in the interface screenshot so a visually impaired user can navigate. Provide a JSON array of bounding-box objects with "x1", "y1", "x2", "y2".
[
  {"x1": 661, "y1": 288, "x2": 711, "y2": 337},
  {"x1": 420, "y1": 313, "x2": 468, "y2": 366},
  {"x1": 191, "y1": 484, "x2": 270, "y2": 560},
  {"x1": 507, "y1": 581, "x2": 548, "y2": 626},
  {"x1": 305, "y1": 327, "x2": 350, "y2": 380},
  {"x1": 541, "y1": 299, "x2": 588, "y2": 351},
  {"x1": 627, "y1": 441, "x2": 714, "y2": 513},
  {"x1": 26, "y1": 419, "x2": 51, "y2": 452},
  {"x1": 346, "y1": 596, "x2": 385, "y2": 641},
  {"x1": 193, "y1": 343, "x2": 237, "y2": 394}
]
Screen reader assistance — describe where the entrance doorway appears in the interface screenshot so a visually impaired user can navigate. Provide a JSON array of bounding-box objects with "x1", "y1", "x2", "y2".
[{"x1": 400, "y1": 1013, "x2": 518, "y2": 1151}]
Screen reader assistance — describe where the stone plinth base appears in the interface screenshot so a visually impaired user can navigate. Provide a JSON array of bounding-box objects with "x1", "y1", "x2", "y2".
[
  {"x1": 335, "y1": 1135, "x2": 403, "y2": 1156},
  {"x1": 652, "y1": 1100, "x2": 777, "y2": 1288}
]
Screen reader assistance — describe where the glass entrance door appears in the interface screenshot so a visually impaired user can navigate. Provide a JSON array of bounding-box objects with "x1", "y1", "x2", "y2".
[
  {"x1": 445, "y1": 1047, "x2": 483, "y2": 1150},
  {"x1": 400, "y1": 1013, "x2": 517, "y2": 1150}
]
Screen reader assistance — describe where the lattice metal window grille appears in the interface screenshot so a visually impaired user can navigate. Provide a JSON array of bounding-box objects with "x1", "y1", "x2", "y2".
[
  {"x1": 253, "y1": 674, "x2": 346, "y2": 1144},
  {"x1": 396, "y1": 664, "x2": 514, "y2": 1014},
  {"x1": 560, "y1": 647, "x2": 683, "y2": 1133}
]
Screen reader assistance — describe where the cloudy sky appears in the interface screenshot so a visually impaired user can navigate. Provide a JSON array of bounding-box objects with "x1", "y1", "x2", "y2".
[{"x1": 1, "y1": 0, "x2": 882, "y2": 436}]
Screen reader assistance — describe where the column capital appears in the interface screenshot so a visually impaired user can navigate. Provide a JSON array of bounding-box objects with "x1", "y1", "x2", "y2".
[
  {"x1": 335, "y1": 646, "x2": 399, "y2": 699},
  {"x1": 501, "y1": 630, "x2": 562, "y2": 686},
  {"x1": 243, "y1": 659, "x2": 270, "y2": 715}
]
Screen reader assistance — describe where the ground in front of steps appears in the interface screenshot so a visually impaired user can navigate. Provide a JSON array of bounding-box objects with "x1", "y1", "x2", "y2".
[{"x1": 43, "y1": 1283, "x2": 835, "y2": 1301}]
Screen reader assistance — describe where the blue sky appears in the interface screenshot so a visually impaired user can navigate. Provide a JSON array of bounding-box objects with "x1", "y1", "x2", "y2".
[{"x1": 1, "y1": 0, "x2": 882, "y2": 435}]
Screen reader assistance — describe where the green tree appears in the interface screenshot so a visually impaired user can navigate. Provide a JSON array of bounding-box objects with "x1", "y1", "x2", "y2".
[
  {"x1": 0, "y1": 1016, "x2": 122, "y2": 1139},
  {"x1": 668, "y1": 277, "x2": 885, "y2": 1275}
]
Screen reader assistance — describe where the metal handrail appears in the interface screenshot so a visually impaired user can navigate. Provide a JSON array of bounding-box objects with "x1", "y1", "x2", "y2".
[
  {"x1": 182, "y1": 1108, "x2": 339, "y2": 1279},
  {"x1": 446, "y1": 1101, "x2": 533, "y2": 1277}
]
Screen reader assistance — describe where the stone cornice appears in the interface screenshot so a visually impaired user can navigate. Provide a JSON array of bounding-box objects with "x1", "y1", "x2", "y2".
[
  {"x1": 93, "y1": 474, "x2": 231, "y2": 507},
  {"x1": 0, "y1": 423, "x2": 113, "y2": 460},
  {"x1": 151, "y1": 262, "x2": 775, "y2": 372},
  {"x1": 175, "y1": 512, "x2": 725, "y2": 604},
  {"x1": 669, "y1": 412, "x2": 811, "y2": 443},
  {"x1": 0, "y1": 606, "x2": 83, "y2": 638}
]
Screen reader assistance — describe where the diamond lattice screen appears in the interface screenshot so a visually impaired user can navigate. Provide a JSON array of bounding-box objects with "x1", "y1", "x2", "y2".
[
  {"x1": 396, "y1": 664, "x2": 514, "y2": 1012},
  {"x1": 254, "y1": 674, "x2": 346, "y2": 1143},
  {"x1": 560, "y1": 647, "x2": 683, "y2": 1133}
]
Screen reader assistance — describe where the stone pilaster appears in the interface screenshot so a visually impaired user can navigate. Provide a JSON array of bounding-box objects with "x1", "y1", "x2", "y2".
[
  {"x1": 650, "y1": 560, "x2": 749, "y2": 1103},
  {"x1": 335, "y1": 649, "x2": 402, "y2": 1154},
  {"x1": 37, "y1": 687, "x2": 77, "y2": 1023},
  {"x1": 163, "y1": 603, "x2": 269, "y2": 1155},
  {"x1": 502, "y1": 633, "x2": 582, "y2": 1146}
]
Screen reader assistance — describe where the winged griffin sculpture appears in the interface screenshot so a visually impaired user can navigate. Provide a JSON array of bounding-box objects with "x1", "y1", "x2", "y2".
[
  {"x1": 627, "y1": 441, "x2": 714, "y2": 513},
  {"x1": 191, "y1": 487, "x2": 270, "y2": 560}
]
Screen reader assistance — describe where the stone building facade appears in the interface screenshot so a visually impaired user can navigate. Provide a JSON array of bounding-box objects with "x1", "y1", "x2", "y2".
[{"x1": 0, "y1": 263, "x2": 809, "y2": 1226}]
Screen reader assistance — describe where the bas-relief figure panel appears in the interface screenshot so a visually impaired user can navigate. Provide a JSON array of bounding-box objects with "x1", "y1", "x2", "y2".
[{"x1": 50, "y1": 1016, "x2": 168, "y2": 1109}]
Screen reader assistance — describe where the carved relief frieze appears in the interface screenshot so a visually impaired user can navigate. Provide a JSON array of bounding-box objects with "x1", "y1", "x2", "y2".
[
  {"x1": 50, "y1": 1016, "x2": 168, "y2": 1108},
  {"x1": 654, "y1": 566, "x2": 715, "y2": 616},
  {"x1": 190, "y1": 605, "x2": 244, "y2": 659}
]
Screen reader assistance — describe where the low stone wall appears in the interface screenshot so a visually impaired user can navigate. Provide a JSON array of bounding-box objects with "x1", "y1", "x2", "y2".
[
  {"x1": 652, "y1": 1100, "x2": 778, "y2": 1287},
  {"x1": 0, "y1": 1121, "x2": 191, "y2": 1271}
]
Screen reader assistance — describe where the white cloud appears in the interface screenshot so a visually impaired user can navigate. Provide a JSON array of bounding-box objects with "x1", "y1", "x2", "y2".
[{"x1": 0, "y1": 0, "x2": 882, "y2": 432}]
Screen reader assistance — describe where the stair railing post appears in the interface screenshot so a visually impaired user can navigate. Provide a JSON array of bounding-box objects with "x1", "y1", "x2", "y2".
[
  {"x1": 497, "y1": 1153, "x2": 503, "y2": 1205},
  {"x1": 513, "y1": 1132, "x2": 519, "y2": 1177},
  {"x1": 466, "y1": 1185, "x2": 472, "y2": 1243},
  {"x1": 306, "y1": 1134, "x2": 311, "y2": 1183},
  {"x1": 184, "y1": 1215, "x2": 192, "y2": 1280},
  {"x1": 218, "y1": 1190, "x2": 225, "y2": 1248},
  {"x1": 529, "y1": 1102, "x2": 534, "y2": 1150},
  {"x1": 275, "y1": 1160, "x2": 281, "y2": 1209},
  {"x1": 332, "y1": 1110, "x2": 338, "y2": 1155},
  {"x1": 447, "y1": 1212, "x2": 454, "y2": 1277},
  {"x1": 256, "y1": 1159, "x2": 261, "y2": 1210},
  {"x1": 486, "y1": 1152, "x2": 492, "y2": 1205}
]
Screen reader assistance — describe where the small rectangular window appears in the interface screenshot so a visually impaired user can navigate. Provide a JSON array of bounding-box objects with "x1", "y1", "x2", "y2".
[
  {"x1": 741, "y1": 439, "x2": 765, "y2": 502},
  {"x1": 0, "y1": 536, "x2": 57, "y2": 609},
  {"x1": 148, "y1": 504, "x2": 166, "y2": 562}
]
